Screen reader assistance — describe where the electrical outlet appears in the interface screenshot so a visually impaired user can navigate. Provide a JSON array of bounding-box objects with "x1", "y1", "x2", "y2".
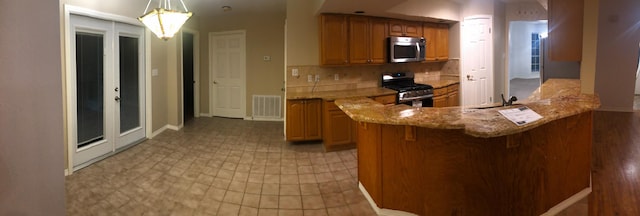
[
  {"x1": 292, "y1": 68, "x2": 299, "y2": 77},
  {"x1": 334, "y1": 74, "x2": 339, "y2": 80},
  {"x1": 315, "y1": 74, "x2": 320, "y2": 82},
  {"x1": 263, "y1": 56, "x2": 271, "y2": 61},
  {"x1": 307, "y1": 75, "x2": 313, "y2": 82}
]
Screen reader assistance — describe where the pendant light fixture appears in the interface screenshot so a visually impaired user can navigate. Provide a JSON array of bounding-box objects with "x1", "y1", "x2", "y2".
[{"x1": 138, "y1": 0, "x2": 193, "y2": 40}]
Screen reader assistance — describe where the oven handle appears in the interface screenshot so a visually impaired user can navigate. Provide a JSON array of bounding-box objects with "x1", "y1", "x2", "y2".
[{"x1": 398, "y1": 94, "x2": 433, "y2": 103}]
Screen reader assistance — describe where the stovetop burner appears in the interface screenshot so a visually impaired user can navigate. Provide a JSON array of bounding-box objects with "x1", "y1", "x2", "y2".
[{"x1": 381, "y1": 72, "x2": 434, "y2": 104}]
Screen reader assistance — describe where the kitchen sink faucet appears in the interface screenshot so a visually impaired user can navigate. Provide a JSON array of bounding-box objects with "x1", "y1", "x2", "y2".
[{"x1": 501, "y1": 94, "x2": 518, "y2": 106}]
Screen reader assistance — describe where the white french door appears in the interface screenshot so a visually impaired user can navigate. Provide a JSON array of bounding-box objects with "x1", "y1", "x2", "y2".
[
  {"x1": 462, "y1": 16, "x2": 493, "y2": 106},
  {"x1": 210, "y1": 31, "x2": 247, "y2": 118},
  {"x1": 69, "y1": 14, "x2": 146, "y2": 169}
]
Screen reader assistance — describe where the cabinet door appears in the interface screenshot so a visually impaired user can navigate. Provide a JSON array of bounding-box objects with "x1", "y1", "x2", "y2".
[
  {"x1": 369, "y1": 18, "x2": 388, "y2": 64},
  {"x1": 320, "y1": 14, "x2": 349, "y2": 65},
  {"x1": 433, "y1": 95, "x2": 448, "y2": 108},
  {"x1": 286, "y1": 100, "x2": 306, "y2": 141},
  {"x1": 326, "y1": 110, "x2": 354, "y2": 146},
  {"x1": 436, "y1": 24, "x2": 449, "y2": 61},
  {"x1": 447, "y1": 92, "x2": 459, "y2": 107},
  {"x1": 349, "y1": 16, "x2": 371, "y2": 64},
  {"x1": 373, "y1": 94, "x2": 396, "y2": 105},
  {"x1": 548, "y1": 0, "x2": 583, "y2": 61},
  {"x1": 404, "y1": 21, "x2": 423, "y2": 37},
  {"x1": 423, "y1": 23, "x2": 437, "y2": 61},
  {"x1": 388, "y1": 20, "x2": 405, "y2": 36},
  {"x1": 305, "y1": 99, "x2": 323, "y2": 140}
]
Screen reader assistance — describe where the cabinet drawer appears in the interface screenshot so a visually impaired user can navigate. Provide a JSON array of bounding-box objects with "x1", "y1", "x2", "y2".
[
  {"x1": 447, "y1": 84, "x2": 459, "y2": 93},
  {"x1": 373, "y1": 95, "x2": 396, "y2": 105},
  {"x1": 433, "y1": 87, "x2": 447, "y2": 97}
]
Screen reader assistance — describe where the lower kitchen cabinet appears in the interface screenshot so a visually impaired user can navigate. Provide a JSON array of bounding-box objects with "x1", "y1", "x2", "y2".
[
  {"x1": 286, "y1": 99, "x2": 322, "y2": 141},
  {"x1": 433, "y1": 83, "x2": 459, "y2": 107},
  {"x1": 323, "y1": 100, "x2": 357, "y2": 151}
]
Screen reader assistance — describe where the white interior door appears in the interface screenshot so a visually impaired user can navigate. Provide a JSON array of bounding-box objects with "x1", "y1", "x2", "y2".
[
  {"x1": 462, "y1": 16, "x2": 493, "y2": 106},
  {"x1": 114, "y1": 23, "x2": 146, "y2": 150},
  {"x1": 70, "y1": 15, "x2": 115, "y2": 168},
  {"x1": 210, "y1": 31, "x2": 246, "y2": 118},
  {"x1": 69, "y1": 14, "x2": 146, "y2": 169}
]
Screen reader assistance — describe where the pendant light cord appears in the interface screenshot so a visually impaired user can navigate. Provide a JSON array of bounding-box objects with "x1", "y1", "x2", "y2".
[{"x1": 143, "y1": 0, "x2": 190, "y2": 13}]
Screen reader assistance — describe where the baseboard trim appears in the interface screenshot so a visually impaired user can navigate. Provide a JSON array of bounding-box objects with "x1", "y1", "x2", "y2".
[
  {"x1": 540, "y1": 187, "x2": 591, "y2": 216},
  {"x1": 64, "y1": 169, "x2": 70, "y2": 176},
  {"x1": 151, "y1": 124, "x2": 182, "y2": 138},
  {"x1": 243, "y1": 116, "x2": 284, "y2": 122},
  {"x1": 359, "y1": 182, "x2": 418, "y2": 216},
  {"x1": 199, "y1": 113, "x2": 211, "y2": 117},
  {"x1": 166, "y1": 124, "x2": 181, "y2": 131}
]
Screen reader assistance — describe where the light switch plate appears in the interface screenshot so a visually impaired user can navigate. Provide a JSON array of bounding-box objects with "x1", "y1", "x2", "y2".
[
  {"x1": 315, "y1": 74, "x2": 320, "y2": 82},
  {"x1": 308, "y1": 75, "x2": 313, "y2": 82},
  {"x1": 152, "y1": 69, "x2": 159, "y2": 76},
  {"x1": 263, "y1": 56, "x2": 271, "y2": 61},
  {"x1": 292, "y1": 68, "x2": 299, "y2": 77},
  {"x1": 334, "y1": 74, "x2": 339, "y2": 80}
]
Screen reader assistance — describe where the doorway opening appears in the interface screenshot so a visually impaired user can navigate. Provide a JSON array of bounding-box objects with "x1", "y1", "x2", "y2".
[
  {"x1": 507, "y1": 20, "x2": 547, "y2": 100},
  {"x1": 182, "y1": 31, "x2": 195, "y2": 123}
]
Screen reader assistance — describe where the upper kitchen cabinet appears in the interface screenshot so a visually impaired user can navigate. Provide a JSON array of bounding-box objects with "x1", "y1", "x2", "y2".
[
  {"x1": 349, "y1": 16, "x2": 388, "y2": 64},
  {"x1": 389, "y1": 20, "x2": 423, "y2": 37},
  {"x1": 320, "y1": 14, "x2": 349, "y2": 65},
  {"x1": 424, "y1": 23, "x2": 449, "y2": 61},
  {"x1": 548, "y1": 0, "x2": 583, "y2": 61}
]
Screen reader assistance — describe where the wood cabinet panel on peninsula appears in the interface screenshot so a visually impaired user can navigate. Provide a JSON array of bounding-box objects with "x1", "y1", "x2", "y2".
[
  {"x1": 349, "y1": 16, "x2": 388, "y2": 64},
  {"x1": 286, "y1": 99, "x2": 322, "y2": 141},
  {"x1": 433, "y1": 83, "x2": 459, "y2": 107},
  {"x1": 320, "y1": 14, "x2": 348, "y2": 65}
]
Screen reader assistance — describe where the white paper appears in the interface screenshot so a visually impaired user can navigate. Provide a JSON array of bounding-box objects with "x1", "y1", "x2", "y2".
[
  {"x1": 498, "y1": 106, "x2": 543, "y2": 126},
  {"x1": 412, "y1": 100, "x2": 422, "y2": 107}
]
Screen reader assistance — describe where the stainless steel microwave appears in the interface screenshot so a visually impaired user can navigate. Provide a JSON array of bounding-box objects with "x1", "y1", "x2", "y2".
[{"x1": 388, "y1": 36, "x2": 426, "y2": 63}]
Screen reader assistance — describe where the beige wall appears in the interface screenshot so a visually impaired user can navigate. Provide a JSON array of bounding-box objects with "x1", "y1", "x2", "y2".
[
  {"x1": 581, "y1": 0, "x2": 598, "y2": 94},
  {"x1": 493, "y1": 1, "x2": 507, "y2": 102},
  {"x1": 198, "y1": 12, "x2": 286, "y2": 117},
  {"x1": 286, "y1": 0, "x2": 321, "y2": 66},
  {"x1": 0, "y1": 0, "x2": 65, "y2": 214},
  {"x1": 594, "y1": 0, "x2": 640, "y2": 111}
]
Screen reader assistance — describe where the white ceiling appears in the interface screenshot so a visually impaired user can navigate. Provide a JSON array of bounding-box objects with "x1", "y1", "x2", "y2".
[
  {"x1": 185, "y1": 0, "x2": 286, "y2": 17},
  {"x1": 183, "y1": 0, "x2": 545, "y2": 18}
]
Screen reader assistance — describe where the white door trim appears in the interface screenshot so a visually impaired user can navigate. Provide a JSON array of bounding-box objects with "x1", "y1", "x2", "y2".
[
  {"x1": 209, "y1": 30, "x2": 247, "y2": 118},
  {"x1": 64, "y1": 5, "x2": 151, "y2": 174}
]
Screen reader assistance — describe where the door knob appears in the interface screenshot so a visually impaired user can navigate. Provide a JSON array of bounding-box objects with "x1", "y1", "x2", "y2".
[
  {"x1": 115, "y1": 96, "x2": 120, "y2": 102},
  {"x1": 467, "y1": 75, "x2": 473, "y2": 80},
  {"x1": 213, "y1": 81, "x2": 218, "y2": 84}
]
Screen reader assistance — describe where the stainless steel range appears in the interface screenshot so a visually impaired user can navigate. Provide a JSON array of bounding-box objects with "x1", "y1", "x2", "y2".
[{"x1": 381, "y1": 72, "x2": 434, "y2": 107}]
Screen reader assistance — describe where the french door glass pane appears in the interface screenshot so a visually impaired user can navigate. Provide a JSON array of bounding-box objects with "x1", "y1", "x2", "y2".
[
  {"x1": 119, "y1": 36, "x2": 140, "y2": 133},
  {"x1": 76, "y1": 32, "x2": 104, "y2": 147}
]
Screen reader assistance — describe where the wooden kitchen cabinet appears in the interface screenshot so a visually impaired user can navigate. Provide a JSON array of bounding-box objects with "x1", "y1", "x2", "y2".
[
  {"x1": 548, "y1": 0, "x2": 583, "y2": 61},
  {"x1": 320, "y1": 14, "x2": 349, "y2": 65},
  {"x1": 447, "y1": 84, "x2": 459, "y2": 107},
  {"x1": 349, "y1": 16, "x2": 388, "y2": 64},
  {"x1": 389, "y1": 20, "x2": 423, "y2": 37},
  {"x1": 286, "y1": 99, "x2": 322, "y2": 141},
  {"x1": 433, "y1": 83, "x2": 459, "y2": 107},
  {"x1": 424, "y1": 23, "x2": 449, "y2": 61},
  {"x1": 323, "y1": 100, "x2": 356, "y2": 152}
]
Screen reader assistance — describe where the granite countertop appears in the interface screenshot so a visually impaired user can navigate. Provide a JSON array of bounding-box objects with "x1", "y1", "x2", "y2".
[
  {"x1": 417, "y1": 76, "x2": 460, "y2": 89},
  {"x1": 286, "y1": 87, "x2": 397, "y2": 100},
  {"x1": 334, "y1": 79, "x2": 600, "y2": 138}
]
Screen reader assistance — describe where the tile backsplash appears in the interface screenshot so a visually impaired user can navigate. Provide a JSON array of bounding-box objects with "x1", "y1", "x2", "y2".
[{"x1": 286, "y1": 59, "x2": 459, "y2": 92}]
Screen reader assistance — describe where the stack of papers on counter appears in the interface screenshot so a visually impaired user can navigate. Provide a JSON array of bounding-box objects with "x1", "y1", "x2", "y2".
[{"x1": 498, "y1": 106, "x2": 542, "y2": 126}]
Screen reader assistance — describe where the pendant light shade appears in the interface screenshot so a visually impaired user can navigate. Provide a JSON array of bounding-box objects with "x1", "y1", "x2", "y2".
[{"x1": 138, "y1": 0, "x2": 193, "y2": 40}]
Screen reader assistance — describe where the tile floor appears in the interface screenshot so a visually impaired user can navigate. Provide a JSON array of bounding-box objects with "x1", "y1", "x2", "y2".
[
  {"x1": 65, "y1": 117, "x2": 375, "y2": 215},
  {"x1": 66, "y1": 117, "x2": 588, "y2": 215}
]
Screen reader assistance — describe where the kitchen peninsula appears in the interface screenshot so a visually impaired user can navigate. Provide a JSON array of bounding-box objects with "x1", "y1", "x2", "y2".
[{"x1": 334, "y1": 79, "x2": 600, "y2": 216}]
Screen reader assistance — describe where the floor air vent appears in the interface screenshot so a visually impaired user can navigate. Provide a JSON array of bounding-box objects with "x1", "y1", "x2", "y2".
[{"x1": 252, "y1": 95, "x2": 282, "y2": 120}]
